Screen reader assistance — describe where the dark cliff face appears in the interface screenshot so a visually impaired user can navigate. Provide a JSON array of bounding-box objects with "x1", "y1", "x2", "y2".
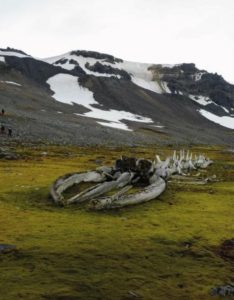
[
  {"x1": 197, "y1": 73, "x2": 234, "y2": 108},
  {"x1": 149, "y1": 63, "x2": 234, "y2": 110},
  {"x1": 3, "y1": 56, "x2": 88, "y2": 87},
  {"x1": 4, "y1": 56, "x2": 67, "y2": 86}
]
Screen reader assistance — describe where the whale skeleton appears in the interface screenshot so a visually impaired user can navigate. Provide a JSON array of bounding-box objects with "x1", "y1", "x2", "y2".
[{"x1": 50, "y1": 150, "x2": 213, "y2": 210}]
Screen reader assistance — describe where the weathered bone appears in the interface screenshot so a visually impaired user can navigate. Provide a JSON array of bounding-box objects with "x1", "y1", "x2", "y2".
[
  {"x1": 50, "y1": 171, "x2": 106, "y2": 205},
  {"x1": 67, "y1": 172, "x2": 134, "y2": 204},
  {"x1": 90, "y1": 176, "x2": 166, "y2": 210}
]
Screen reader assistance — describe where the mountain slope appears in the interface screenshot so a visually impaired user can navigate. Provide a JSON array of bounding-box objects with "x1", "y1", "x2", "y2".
[{"x1": 0, "y1": 47, "x2": 234, "y2": 145}]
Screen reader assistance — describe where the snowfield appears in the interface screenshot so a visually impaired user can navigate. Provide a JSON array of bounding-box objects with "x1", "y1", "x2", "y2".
[
  {"x1": 47, "y1": 74, "x2": 97, "y2": 107},
  {"x1": 47, "y1": 73, "x2": 153, "y2": 131},
  {"x1": 103, "y1": 60, "x2": 166, "y2": 93},
  {"x1": 44, "y1": 52, "x2": 172, "y2": 94},
  {"x1": 199, "y1": 109, "x2": 234, "y2": 129}
]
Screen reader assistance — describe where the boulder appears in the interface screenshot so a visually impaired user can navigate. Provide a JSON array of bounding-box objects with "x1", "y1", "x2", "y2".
[{"x1": 0, "y1": 244, "x2": 17, "y2": 254}]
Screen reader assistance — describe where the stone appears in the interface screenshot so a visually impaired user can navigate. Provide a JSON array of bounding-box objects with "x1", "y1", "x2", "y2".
[
  {"x1": 0, "y1": 244, "x2": 17, "y2": 254},
  {"x1": 211, "y1": 284, "x2": 234, "y2": 296},
  {"x1": 0, "y1": 148, "x2": 20, "y2": 160},
  {"x1": 218, "y1": 239, "x2": 234, "y2": 260}
]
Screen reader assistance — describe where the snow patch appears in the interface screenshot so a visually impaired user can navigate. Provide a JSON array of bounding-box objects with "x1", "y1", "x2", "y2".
[
  {"x1": 161, "y1": 64, "x2": 181, "y2": 68},
  {"x1": 97, "y1": 121, "x2": 131, "y2": 131},
  {"x1": 47, "y1": 73, "x2": 153, "y2": 131},
  {"x1": 131, "y1": 77, "x2": 163, "y2": 93},
  {"x1": 152, "y1": 125, "x2": 165, "y2": 129},
  {"x1": 0, "y1": 80, "x2": 21, "y2": 86},
  {"x1": 160, "y1": 81, "x2": 171, "y2": 93},
  {"x1": 199, "y1": 109, "x2": 234, "y2": 129},
  {"x1": 47, "y1": 74, "x2": 97, "y2": 106},
  {"x1": 192, "y1": 72, "x2": 205, "y2": 81},
  {"x1": 189, "y1": 95, "x2": 212, "y2": 106}
]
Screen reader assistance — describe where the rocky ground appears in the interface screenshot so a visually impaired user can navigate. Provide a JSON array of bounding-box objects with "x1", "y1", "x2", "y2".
[{"x1": 0, "y1": 48, "x2": 234, "y2": 146}]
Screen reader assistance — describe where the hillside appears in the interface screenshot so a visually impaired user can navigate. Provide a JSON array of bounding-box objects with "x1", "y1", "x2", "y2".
[{"x1": 0, "y1": 47, "x2": 234, "y2": 145}]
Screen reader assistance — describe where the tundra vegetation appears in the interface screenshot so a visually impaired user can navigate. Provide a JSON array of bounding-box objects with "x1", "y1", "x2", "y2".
[{"x1": 0, "y1": 144, "x2": 233, "y2": 300}]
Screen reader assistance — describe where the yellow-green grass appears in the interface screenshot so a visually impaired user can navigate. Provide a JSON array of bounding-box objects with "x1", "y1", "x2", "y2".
[{"x1": 0, "y1": 145, "x2": 233, "y2": 300}]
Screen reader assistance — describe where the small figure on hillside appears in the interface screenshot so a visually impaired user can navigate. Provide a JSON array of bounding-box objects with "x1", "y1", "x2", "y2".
[
  {"x1": 8, "y1": 127, "x2": 12, "y2": 137},
  {"x1": 1, "y1": 124, "x2": 5, "y2": 134},
  {"x1": 1, "y1": 109, "x2": 5, "y2": 115}
]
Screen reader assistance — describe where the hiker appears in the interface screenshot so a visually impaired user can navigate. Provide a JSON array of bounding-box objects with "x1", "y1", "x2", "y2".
[
  {"x1": 1, "y1": 109, "x2": 5, "y2": 115},
  {"x1": 1, "y1": 124, "x2": 5, "y2": 134},
  {"x1": 8, "y1": 128, "x2": 12, "y2": 137}
]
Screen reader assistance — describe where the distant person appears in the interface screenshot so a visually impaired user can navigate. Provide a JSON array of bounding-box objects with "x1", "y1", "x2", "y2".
[
  {"x1": 1, "y1": 124, "x2": 5, "y2": 134},
  {"x1": 1, "y1": 109, "x2": 5, "y2": 115},
  {"x1": 8, "y1": 128, "x2": 12, "y2": 137}
]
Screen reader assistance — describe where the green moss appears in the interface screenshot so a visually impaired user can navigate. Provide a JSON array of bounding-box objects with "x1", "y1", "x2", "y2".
[{"x1": 0, "y1": 146, "x2": 233, "y2": 299}]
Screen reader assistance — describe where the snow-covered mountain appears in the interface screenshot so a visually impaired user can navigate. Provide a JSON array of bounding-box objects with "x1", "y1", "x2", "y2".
[{"x1": 0, "y1": 47, "x2": 234, "y2": 145}]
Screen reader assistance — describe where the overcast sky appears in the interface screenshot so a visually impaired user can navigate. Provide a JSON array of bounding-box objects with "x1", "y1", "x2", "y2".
[{"x1": 1, "y1": 0, "x2": 234, "y2": 83}]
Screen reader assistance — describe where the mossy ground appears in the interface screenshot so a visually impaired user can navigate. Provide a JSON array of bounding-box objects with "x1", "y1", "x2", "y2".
[{"x1": 0, "y1": 145, "x2": 233, "y2": 300}]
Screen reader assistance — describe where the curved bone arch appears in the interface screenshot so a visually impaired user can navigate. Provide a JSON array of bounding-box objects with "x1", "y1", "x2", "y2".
[{"x1": 50, "y1": 151, "x2": 213, "y2": 209}]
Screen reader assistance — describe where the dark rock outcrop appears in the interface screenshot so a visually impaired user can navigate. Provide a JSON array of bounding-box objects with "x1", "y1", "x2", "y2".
[
  {"x1": 0, "y1": 47, "x2": 29, "y2": 56},
  {"x1": 4, "y1": 56, "x2": 68, "y2": 86},
  {"x1": 70, "y1": 50, "x2": 123, "y2": 64},
  {"x1": 85, "y1": 62, "x2": 131, "y2": 80},
  {"x1": 149, "y1": 64, "x2": 234, "y2": 110},
  {"x1": 3, "y1": 56, "x2": 87, "y2": 87}
]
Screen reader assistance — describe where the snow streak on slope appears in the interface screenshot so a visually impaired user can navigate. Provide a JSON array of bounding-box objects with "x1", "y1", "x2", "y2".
[
  {"x1": 199, "y1": 109, "x2": 234, "y2": 129},
  {"x1": 104, "y1": 60, "x2": 165, "y2": 93},
  {"x1": 0, "y1": 81, "x2": 22, "y2": 86},
  {"x1": 47, "y1": 74, "x2": 153, "y2": 131}
]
